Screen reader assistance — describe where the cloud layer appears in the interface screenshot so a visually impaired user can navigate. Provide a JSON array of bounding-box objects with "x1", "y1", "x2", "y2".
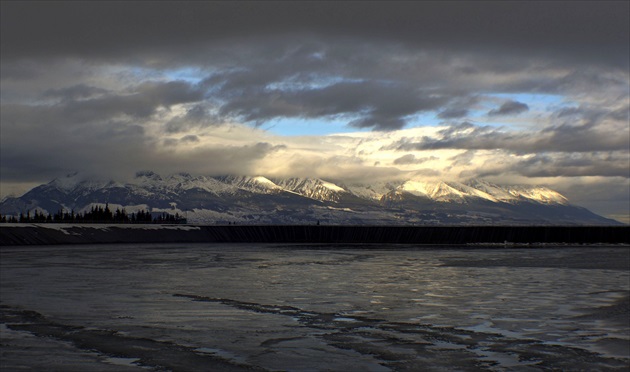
[{"x1": 1, "y1": 2, "x2": 628, "y2": 221}]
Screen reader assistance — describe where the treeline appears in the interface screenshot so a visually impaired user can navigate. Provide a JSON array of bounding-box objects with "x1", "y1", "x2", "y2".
[{"x1": 0, "y1": 204, "x2": 186, "y2": 224}]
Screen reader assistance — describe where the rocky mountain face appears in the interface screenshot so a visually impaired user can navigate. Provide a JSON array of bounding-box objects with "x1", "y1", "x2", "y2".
[{"x1": 0, "y1": 171, "x2": 620, "y2": 225}]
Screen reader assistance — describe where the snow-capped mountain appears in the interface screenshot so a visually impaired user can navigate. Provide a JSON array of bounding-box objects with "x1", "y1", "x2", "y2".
[
  {"x1": 377, "y1": 179, "x2": 569, "y2": 205},
  {"x1": 0, "y1": 172, "x2": 621, "y2": 225},
  {"x1": 217, "y1": 175, "x2": 282, "y2": 194},
  {"x1": 272, "y1": 178, "x2": 349, "y2": 202}
]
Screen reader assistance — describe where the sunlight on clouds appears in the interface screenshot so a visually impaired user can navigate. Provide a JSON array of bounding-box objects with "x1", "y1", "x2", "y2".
[{"x1": 1, "y1": 3, "x2": 627, "y2": 220}]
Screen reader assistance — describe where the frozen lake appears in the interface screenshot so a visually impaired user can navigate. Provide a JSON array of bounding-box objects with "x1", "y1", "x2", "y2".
[{"x1": 1, "y1": 244, "x2": 629, "y2": 371}]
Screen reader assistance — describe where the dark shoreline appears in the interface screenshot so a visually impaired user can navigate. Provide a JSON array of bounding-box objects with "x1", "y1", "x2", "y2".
[{"x1": 1, "y1": 224, "x2": 628, "y2": 246}]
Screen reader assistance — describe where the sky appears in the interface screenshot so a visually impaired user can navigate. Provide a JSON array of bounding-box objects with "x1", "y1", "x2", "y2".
[{"x1": 1, "y1": 1, "x2": 629, "y2": 222}]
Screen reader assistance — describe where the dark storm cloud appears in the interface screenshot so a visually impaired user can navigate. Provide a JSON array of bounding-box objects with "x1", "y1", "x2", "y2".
[
  {"x1": 437, "y1": 96, "x2": 480, "y2": 119},
  {"x1": 1, "y1": 1, "x2": 629, "y2": 221},
  {"x1": 553, "y1": 104, "x2": 630, "y2": 126},
  {"x1": 393, "y1": 154, "x2": 438, "y2": 165},
  {"x1": 4, "y1": 81, "x2": 204, "y2": 128},
  {"x1": 68, "y1": 80, "x2": 204, "y2": 121},
  {"x1": 0, "y1": 78, "x2": 208, "y2": 183},
  {"x1": 387, "y1": 121, "x2": 628, "y2": 155},
  {"x1": 2, "y1": 2, "x2": 628, "y2": 68},
  {"x1": 448, "y1": 150, "x2": 476, "y2": 167},
  {"x1": 164, "y1": 104, "x2": 220, "y2": 133},
  {"x1": 180, "y1": 135, "x2": 199, "y2": 143},
  {"x1": 42, "y1": 84, "x2": 109, "y2": 101},
  {"x1": 488, "y1": 100, "x2": 529, "y2": 117},
  {"x1": 2, "y1": 2, "x2": 627, "y2": 132},
  {"x1": 476, "y1": 153, "x2": 630, "y2": 179},
  {"x1": 438, "y1": 108, "x2": 469, "y2": 119},
  {"x1": 0, "y1": 128, "x2": 286, "y2": 184},
  {"x1": 216, "y1": 80, "x2": 447, "y2": 130}
]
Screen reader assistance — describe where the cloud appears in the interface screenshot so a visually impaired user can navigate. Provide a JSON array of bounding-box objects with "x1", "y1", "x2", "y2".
[
  {"x1": 437, "y1": 107, "x2": 469, "y2": 119},
  {"x1": 214, "y1": 78, "x2": 447, "y2": 130},
  {"x1": 0, "y1": 120, "x2": 287, "y2": 184},
  {"x1": 42, "y1": 84, "x2": 109, "y2": 101},
  {"x1": 393, "y1": 154, "x2": 438, "y2": 165},
  {"x1": 164, "y1": 104, "x2": 220, "y2": 133},
  {"x1": 386, "y1": 120, "x2": 628, "y2": 154},
  {"x1": 436, "y1": 96, "x2": 480, "y2": 119},
  {"x1": 1, "y1": 2, "x2": 628, "y2": 219},
  {"x1": 2, "y1": 32, "x2": 626, "y2": 132},
  {"x1": 448, "y1": 150, "x2": 476, "y2": 167},
  {"x1": 180, "y1": 135, "x2": 200, "y2": 143},
  {"x1": 2, "y1": 2, "x2": 627, "y2": 68},
  {"x1": 513, "y1": 153, "x2": 630, "y2": 178},
  {"x1": 487, "y1": 100, "x2": 529, "y2": 116},
  {"x1": 469, "y1": 152, "x2": 630, "y2": 179},
  {"x1": 3, "y1": 80, "x2": 204, "y2": 129}
]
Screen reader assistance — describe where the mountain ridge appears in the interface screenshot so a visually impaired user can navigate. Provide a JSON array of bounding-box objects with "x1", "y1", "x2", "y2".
[{"x1": 0, "y1": 172, "x2": 621, "y2": 225}]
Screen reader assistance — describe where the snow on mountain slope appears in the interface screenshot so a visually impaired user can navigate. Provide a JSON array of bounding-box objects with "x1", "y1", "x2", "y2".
[
  {"x1": 12, "y1": 172, "x2": 574, "y2": 207},
  {"x1": 272, "y1": 178, "x2": 349, "y2": 202},
  {"x1": 505, "y1": 185, "x2": 569, "y2": 205},
  {"x1": 464, "y1": 179, "x2": 517, "y2": 202},
  {"x1": 219, "y1": 175, "x2": 282, "y2": 194},
  {"x1": 343, "y1": 182, "x2": 402, "y2": 201},
  {"x1": 397, "y1": 180, "x2": 502, "y2": 203},
  {"x1": 131, "y1": 172, "x2": 238, "y2": 196},
  {"x1": 408, "y1": 179, "x2": 569, "y2": 205},
  {"x1": 401, "y1": 181, "x2": 467, "y2": 202},
  {"x1": 48, "y1": 172, "x2": 83, "y2": 192},
  {"x1": 48, "y1": 172, "x2": 115, "y2": 195},
  {"x1": 444, "y1": 182, "x2": 499, "y2": 202},
  {"x1": 374, "y1": 178, "x2": 571, "y2": 206},
  {"x1": 2, "y1": 172, "x2": 615, "y2": 225},
  {"x1": 464, "y1": 179, "x2": 568, "y2": 205}
]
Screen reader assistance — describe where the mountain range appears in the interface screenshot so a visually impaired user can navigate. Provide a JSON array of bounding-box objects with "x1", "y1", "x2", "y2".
[{"x1": 0, "y1": 171, "x2": 621, "y2": 225}]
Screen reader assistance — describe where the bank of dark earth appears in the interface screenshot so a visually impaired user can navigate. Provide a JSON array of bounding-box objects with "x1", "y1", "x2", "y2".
[{"x1": 1, "y1": 224, "x2": 628, "y2": 246}]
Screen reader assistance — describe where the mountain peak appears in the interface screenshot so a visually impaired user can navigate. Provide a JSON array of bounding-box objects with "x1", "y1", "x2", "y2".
[
  {"x1": 272, "y1": 177, "x2": 348, "y2": 202},
  {"x1": 49, "y1": 172, "x2": 82, "y2": 192},
  {"x1": 219, "y1": 175, "x2": 281, "y2": 193},
  {"x1": 135, "y1": 170, "x2": 162, "y2": 180},
  {"x1": 1, "y1": 172, "x2": 619, "y2": 225}
]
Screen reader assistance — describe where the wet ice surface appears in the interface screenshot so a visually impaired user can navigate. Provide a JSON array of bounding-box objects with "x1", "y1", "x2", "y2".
[{"x1": 1, "y1": 244, "x2": 629, "y2": 371}]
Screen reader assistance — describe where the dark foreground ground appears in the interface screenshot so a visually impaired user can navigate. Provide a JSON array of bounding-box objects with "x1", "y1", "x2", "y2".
[
  {"x1": 1, "y1": 244, "x2": 628, "y2": 371},
  {"x1": 1, "y1": 224, "x2": 628, "y2": 245}
]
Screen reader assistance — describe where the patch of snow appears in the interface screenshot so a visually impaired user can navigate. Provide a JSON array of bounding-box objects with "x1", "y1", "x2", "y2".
[
  {"x1": 319, "y1": 180, "x2": 345, "y2": 192},
  {"x1": 49, "y1": 172, "x2": 82, "y2": 192},
  {"x1": 344, "y1": 182, "x2": 399, "y2": 200},
  {"x1": 401, "y1": 181, "x2": 467, "y2": 202},
  {"x1": 252, "y1": 176, "x2": 280, "y2": 188},
  {"x1": 445, "y1": 182, "x2": 499, "y2": 202},
  {"x1": 272, "y1": 178, "x2": 346, "y2": 202},
  {"x1": 465, "y1": 179, "x2": 517, "y2": 202},
  {"x1": 326, "y1": 206, "x2": 355, "y2": 212},
  {"x1": 110, "y1": 225, "x2": 201, "y2": 231},
  {"x1": 34, "y1": 223, "x2": 200, "y2": 231},
  {"x1": 78, "y1": 203, "x2": 150, "y2": 214},
  {"x1": 507, "y1": 186, "x2": 569, "y2": 205}
]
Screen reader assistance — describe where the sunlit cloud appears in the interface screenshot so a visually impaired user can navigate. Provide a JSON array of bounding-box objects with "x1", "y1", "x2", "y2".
[{"x1": 1, "y1": 2, "x2": 628, "y2": 221}]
